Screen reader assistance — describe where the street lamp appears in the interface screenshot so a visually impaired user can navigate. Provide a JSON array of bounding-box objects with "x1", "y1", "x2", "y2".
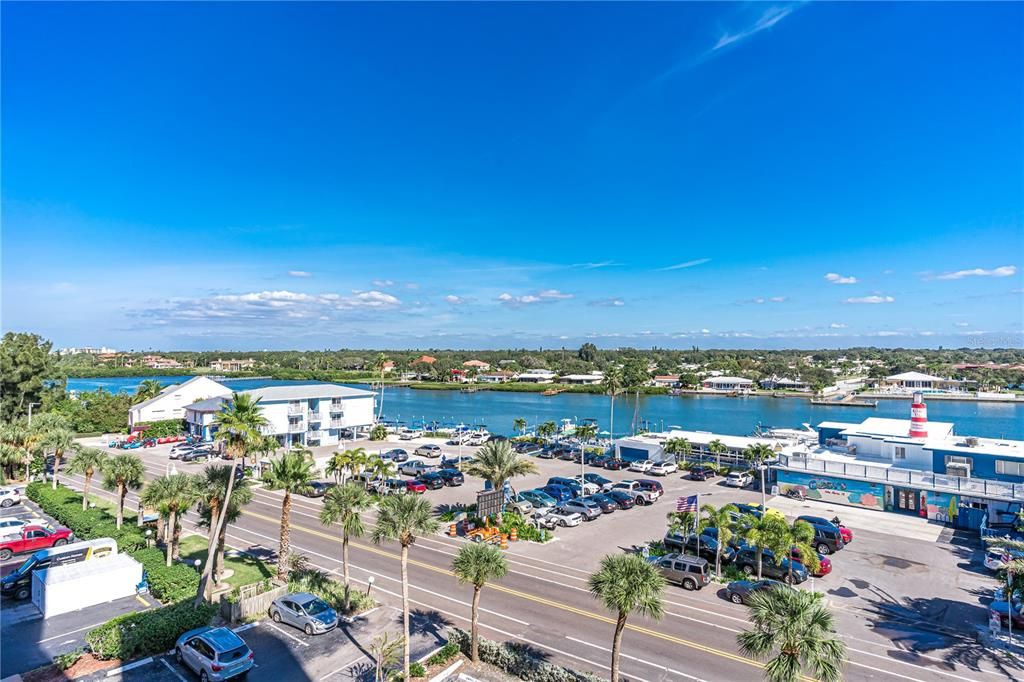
[
  {"x1": 193, "y1": 559, "x2": 202, "y2": 573},
  {"x1": 366, "y1": 576, "x2": 375, "y2": 597},
  {"x1": 145, "y1": 529, "x2": 153, "y2": 548},
  {"x1": 27, "y1": 403, "x2": 41, "y2": 426}
]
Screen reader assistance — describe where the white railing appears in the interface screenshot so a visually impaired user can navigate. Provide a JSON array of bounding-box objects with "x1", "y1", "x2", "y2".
[
  {"x1": 308, "y1": 430, "x2": 323, "y2": 440},
  {"x1": 307, "y1": 411, "x2": 321, "y2": 421},
  {"x1": 330, "y1": 420, "x2": 344, "y2": 429},
  {"x1": 287, "y1": 420, "x2": 304, "y2": 432},
  {"x1": 330, "y1": 402, "x2": 344, "y2": 413},
  {"x1": 287, "y1": 404, "x2": 304, "y2": 416}
]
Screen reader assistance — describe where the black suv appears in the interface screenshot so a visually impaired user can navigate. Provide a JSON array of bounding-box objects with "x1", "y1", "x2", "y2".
[
  {"x1": 733, "y1": 548, "x2": 809, "y2": 584},
  {"x1": 437, "y1": 469, "x2": 465, "y2": 487},
  {"x1": 650, "y1": 553, "x2": 711, "y2": 591},
  {"x1": 663, "y1": 531, "x2": 735, "y2": 564},
  {"x1": 796, "y1": 517, "x2": 845, "y2": 555},
  {"x1": 688, "y1": 465, "x2": 716, "y2": 481},
  {"x1": 416, "y1": 472, "x2": 445, "y2": 490}
]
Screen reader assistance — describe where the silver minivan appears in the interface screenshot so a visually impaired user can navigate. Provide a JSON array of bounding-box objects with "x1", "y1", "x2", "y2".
[
  {"x1": 270, "y1": 591, "x2": 338, "y2": 635},
  {"x1": 175, "y1": 626, "x2": 253, "y2": 681}
]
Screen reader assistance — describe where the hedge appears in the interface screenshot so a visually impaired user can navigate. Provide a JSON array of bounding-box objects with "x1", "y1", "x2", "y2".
[
  {"x1": 447, "y1": 629, "x2": 603, "y2": 682},
  {"x1": 25, "y1": 482, "x2": 146, "y2": 552},
  {"x1": 132, "y1": 548, "x2": 201, "y2": 602},
  {"x1": 86, "y1": 600, "x2": 217, "y2": 660}
]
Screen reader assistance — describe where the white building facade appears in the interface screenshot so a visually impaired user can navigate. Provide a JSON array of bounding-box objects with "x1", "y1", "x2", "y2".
[{"x1": 129, "y1": 376, "x2": 231, "y2": 430}]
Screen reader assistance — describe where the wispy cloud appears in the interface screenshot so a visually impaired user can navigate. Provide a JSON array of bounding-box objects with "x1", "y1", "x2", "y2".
[
  {"x1": 589, "y1": 298, "x2": 625, "y2": 307},
  {"x1": 749, "y1": 296, "x2": 787, "y2": 304},
  {"x1": 133, "y1": 289, "x2": 402, "y2": 324},
  {"x1": 830, "y1": 322, "x2": 847, "y2": 329},
  {"x1": 288, "y1": 270, "x2": 312, "y2": 278},
  {"x1": 953, "y1": 321, "x2": 970, "y2": 327},
  {"x1": 712, "y1": 4, "x2": 800, "y2": 52},
  {"x1": 824, "y1": 272, "x2": 858, "y2": 285},
  {"x1": 845, "y1": 295, "x2": 895, "y2": 304},
  {"x1": 574, "y1": 260, "x2": 618, "y2": 269},
  {"x1": 372, "y1": 279, "x2": 395, "y2": 287},
  {"x1": 497, "y1": 289, "x2": 574, "y2": 308},
  {"x1": 658, "y1": 258, "x2": 711, "y2": 271},
  {"x1": 932, "y1": 265, "x2": 1017, "y2": 280}
]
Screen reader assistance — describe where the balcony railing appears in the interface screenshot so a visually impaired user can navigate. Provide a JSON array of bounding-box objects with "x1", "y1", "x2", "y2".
[
  {"x1": 287, "y1": 404, "x2": 304, "y2": 416},
  {"x1": 287, "y1": 420, "x2": 305, "y2": 433},
  {"x1": 307, "y1": 411, "x2": 321, "y2": 422},
  {"x1": 330, "y1": 420, "x2": 344, "y2": 429},
  {"x1": 308, "y1": 430, "x2": 323, "y2": 440},
  {"x1": 330, "y1": 404, "x2": 344, "y2": 414},
  {"x1": 776, "y1": 454, "x2": 1024, "y2": 501}
]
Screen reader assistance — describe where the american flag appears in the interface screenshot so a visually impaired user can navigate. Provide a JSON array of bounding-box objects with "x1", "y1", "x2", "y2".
[{"x1": 676, "y1": 494, "x2": 698, "y2": 513}]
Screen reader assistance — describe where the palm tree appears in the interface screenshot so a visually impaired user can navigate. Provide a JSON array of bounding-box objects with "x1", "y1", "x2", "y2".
[
  {"x1": 664, "y1": 437, "x2": 692, "y2": 464},
  {"x1": 785, "y1": 520, "x2": 820, "y2": 583},
  {"x1": 369, "y1": 456, "x2": 396, "y2": 483},
  {"x1": 741, "y1": 514, "x2": 789, "y2": 580},
  {"x1": 195, "y1": 465, "x2": 252, "y2": 583},
  {"x1": 0, "y1": 443, "x2": 25, "y2": 482},
  {"x1": 601, "y1": 365, "x2": 624, "y2": 440},
  {"x1": 452, "y1": 542, "x2": 509, "y2": 663},
  {"x1": 588, "y1": 553, "x2": 666, "y2": 682},
  {"x1": 320, "y1": 483, "x2": 372, "y2": 612},
  {"x1": 737, "y1": 586, "x2": 846, "y2": 682},
  {"x1": 141, "y1": 473, "x2": 199, "y2": 566},
  {"x1": 465, "y1": 441, "x2": 537, "y2": 522},
  {"x1": 372, "y1": 494, "x2": 439, "y2": 680},
  {"x1": 101, "y1": 453, "x2": 145, "y2": 529},
  {"x1": 66, "y1": 447, "x2": 109, "y2": 510},
  {"x1": 699, "y1": 502, "x2": 739, "y2": 576},
  {"x1": 369, "y1": 424, "x2": 388, "y2": 441},
  {"x1": 133, "y1": 379, "x2": 164, "y2": 403},
  {"x1": 373, "y1": 353, "x2": 390, "y2": 420},
  {"x1": 708, "y1": 439, "x2": 728, "y2": 469},
  {"x1": 744, "y1": 444, "x2": 776, "y2": 508},
  {"x1": 44, "y1": 428, "x2": 75, "y2": 490},
  {"x1": 262, "y1": 449, "x2": 316, "y2": 580},
  {"x1": 0, "y1": 422, "x2": 32, "y2": 481},
  {"x1": 537, "y1": 420, "x2": 557, "y2": 441},
  {"x1": 325, "y1": 450, "x2": 352, "y2": 484},
  {"x1": 513, "y1": 418, "x2": 527, "y2": 436}
]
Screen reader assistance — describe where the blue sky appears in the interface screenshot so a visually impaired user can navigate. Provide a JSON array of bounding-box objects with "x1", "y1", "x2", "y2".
[{"x1": 2, "y1": 2, "x2": 1022, "y2": 351}]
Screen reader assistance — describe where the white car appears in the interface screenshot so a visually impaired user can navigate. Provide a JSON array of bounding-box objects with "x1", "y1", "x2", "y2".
[
  {"x1": 649, "y1": 461, "x2": 678, "y2": 476},
  {"x1": 468, "y1": 432, "x2": 489, "y2": 446},
  {"x1": 0, "y1": 517, "x2": 30, "y2": 538},
  {"x1": 985, "y1": 547, "x2": 1024, "y2": 571},
  {"x1": 398, "y1": 429, "x2": 423, "y2": 441},
  {"x1": 628, "y1": 460, "x2": 654, "y2": 473},
  {"x1": 541, "y1": 508, "x2": 583, "y2": 528},
  {"x1": 0, "y1": 488, "x2": 22, "y2": 508},
  {"x1": 725, "y1": 471, "x2": 754, "y2": 488}
]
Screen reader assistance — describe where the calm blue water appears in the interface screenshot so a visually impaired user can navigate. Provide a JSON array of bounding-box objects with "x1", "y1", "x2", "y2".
[{"x1": 66, "y1": 376, "x2": 1024, "y2": 440}]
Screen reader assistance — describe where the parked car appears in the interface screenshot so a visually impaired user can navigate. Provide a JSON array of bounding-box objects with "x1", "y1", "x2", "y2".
[
  {"x1": 989, "y1": 600, "x2": 1024, "y2": 629},
  {"x1": 0, "y1": 517, "x2": 32, "y2": 539},
  {"x1": 557, "y1": 447, "x2": 579, "y2": 462},
  {"x1": 725, "y1": 471, "x2": 754, "y2": 488},
  {"x1": 790, "y1": 547, "x2": 832, "y2": 577},
  {"x1": 585, "y1": 494, "x2": 618, "y2": 514},
  {"x1": 548, "y1": 476, "x2": 597, "y2": 497},
  {"x1": 732, "y1": 503, "x2": 785, "y2": 523},
  {"x1": 414, "y1": 444, "x2": 443, "y2": 458},
  {"x1": 589, "y1": 454, "x2": 613, "y2": 468},
  {"x1": 403, "y1": 479, "x2": 427, "y2": 494},
  {"x1": 581, "y1": 473, "x2": 614, "y2": 492},
  {"x1": 439, "y1": 455, "x2": 475, "y2": 468},
  {"x1": 635, "y1": 479, "x2": 664, "y2": 500},
  {"x1": 649, "y1": 461, "x2": 678, "y2": 476},
  {"x1": 604, "y1": 489, "x2": 636, "y2": 510},
  {"x1": 175, "y1": 626, "x2": 254, "y2": 680},
  {"x1": 506, "y1": 497, "x2": 534, "y2": 516},
  {"x1": 797, "y1": 515, "x2": 853, "y2": 544},
  {"x1": 381, "y1": 449, "x2": 410, "y2": 463},
  {"x1": 611, "y1": 480, "x2": 659, "y2": 505},
  {"x1": 516, "y1": 489, "x2": 558, "y2": 512},
  {"x1": 270, "y1": 592, "x2": 338, "y2": 635},
  {"x1": 0, "y1": 487, "x2": 22, "y2": 508},
  {"x1": 540, "y1": 484, "x2": 574, "y2": 504},
  {"x1": 688, "y1": 465, "x2": 716, "y2": 481},
  {"x1": 650, "y1": 553, "x2": 711, "y2": 591},
  {"x1": 795, "y1": 517, "x2": 846, "y2": 555},
  {"x1": 515, "y1": 443, "x2": 543, "y2": 456},
  {"x1": 1, "y1": 538, "x2": 116, "y2": 600},
  {"x1": 370, "y1": 479, "x2": 409, "y2": 496},
  {"x1": 984, "y1": 547, "x2": 1024, "y2": 571},
  {"x1": 537, "y1": 447, "x2": 557, "y2": 460},
  {"x1": 561, "y1": 498, "x2": 602, "y2": 521},
  {"x1": 179, "y1": 449, "x2": 213, "y2": 463},
  {"x1": 543, "y1": 507, "x2": 583, "y2": 528},
  {"x1": 733, "y1": 548, "x2": 808, "y2": 584},
  {"x1": 437, "y1": 469, "x2": 465, "y2": 486},
  {"x1": 0, "y1": 525, "x2": 74, "y2": 561},
  {"x1": 417, "y1": 472, "x2": 445, "y2": 490},
  {"x1": 664, "y1": 532, "x2": 736, "y2": 564},
  {"x1": 603, "y1": 458, "x2": 625, "y2": 471},
  {"x1": 398, "y1": 429, "x2": 423, "y2": 441},
  {"x1": 467, "y1": 432, "x2": 489, "y2": 446},
  {"x1": 628, "y1": 459, "x2": 654, "y2": 473},
  {"x1": 725, "y1": 579, "x2": 788, "y2": 605},
  {"x1": 398, "y1": 460, "x2": 435, "y2": 477},
  {"x1": 301, "y1": 481, "x2": 336, "y2": 498}
]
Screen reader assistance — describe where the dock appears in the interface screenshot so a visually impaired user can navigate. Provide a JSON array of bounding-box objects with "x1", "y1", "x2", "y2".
[{"x1": 810, "y1": 396, "x2": 877, "y2": 407}]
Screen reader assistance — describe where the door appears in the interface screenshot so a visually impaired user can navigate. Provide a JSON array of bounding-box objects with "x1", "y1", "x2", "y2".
[
  {"x1": 896, "y1": 489, "x2": 917, "y2": 512},
  {"x1": 25, "y1": 529, "x2": 51, "y2": 551}
]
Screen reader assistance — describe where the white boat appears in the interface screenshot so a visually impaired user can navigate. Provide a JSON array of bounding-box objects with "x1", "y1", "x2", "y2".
[{"x1": 757, "y1": 423, "x2": 818, "y2": 443}]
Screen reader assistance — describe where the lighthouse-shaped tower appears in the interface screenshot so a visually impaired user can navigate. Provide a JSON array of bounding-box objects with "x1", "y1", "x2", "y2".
[{"x1": 909, "y1": 392, "x2": 928, "y2": 438}]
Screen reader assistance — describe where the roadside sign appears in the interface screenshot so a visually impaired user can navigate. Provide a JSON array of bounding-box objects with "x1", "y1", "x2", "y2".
[{"x1": 477, "y1": 489, "x2": 504, "y2": 519}]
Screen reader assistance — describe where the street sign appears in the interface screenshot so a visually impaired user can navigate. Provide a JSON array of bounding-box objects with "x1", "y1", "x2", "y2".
[{"x1": 477, "y1": 489, "x2": 505, "y2": 519}]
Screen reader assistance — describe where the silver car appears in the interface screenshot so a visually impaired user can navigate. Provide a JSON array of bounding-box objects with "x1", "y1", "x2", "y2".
[
  {"x1": 270, "y1": 591, "x2": 338, "y2": 635},
  {"x1": 414, "y1": 444, "x2": 442, "y2": 458},
  {"x1": 561, "y1": 499, "x2": 602, "y2": 521},
  {"x1": 175, "y1": 626, "x2": 253, "y2": 681}
]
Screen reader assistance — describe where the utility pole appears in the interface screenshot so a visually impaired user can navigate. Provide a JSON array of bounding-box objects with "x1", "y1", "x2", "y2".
[{"x1": 27, "y1": 403, "x2": 41, "y2": 426}]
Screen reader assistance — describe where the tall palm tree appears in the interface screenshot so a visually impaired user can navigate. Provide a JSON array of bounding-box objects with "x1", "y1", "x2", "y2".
[
  {"x1": 101, "y1": 453, "x2": 145, "y2": 529},
  {"x1": 372, "y1": 353, "x2": 390, "y2": 420},
  {"x1": 741, "y1": 514, "x2": 789, "y2": 580},
  {"x1": 195, "y1": 464, "x2": 252, "y2": 583},
  {"x1": 465, "y1": 441, "x2": 537, "y2": 522},
  {"x1": 141, "y1": 473, "x2": 199, "y2": 566},
  {"x1": 588, "y1": 553, "x2": 666, "y2": 682},
  {"x1": 512, "y1": 418, "x2": 527, "y2": 436},
  {"x1": 44, "y1": 428, "x2": 75, "y2": 490},
  {"x1": 320, "y1": 483, "x2": 372, "y2": 612},
  {"x1": 537, "y1": 421, "x2": 557, "y2": 441},
  {"x1": 372, "y1": 494, "x2": 439, "y2": 680},
  {"x1": 708, "y1": 439, "x2": 728, "y2": 469},
  {"x1": 699, "y1": 502, "x2": 739, "y2": 576},
  {"x1": 0, "y1": 422, "x2": 32, "y2": 481},
  {"x1": 784, "y1": 520, "x2": 820, "y2": 583},
  {"x1": 329, "y1": 447, "x2": 368, "y2": 486},
  {"x1": 451, "y1": 542, "x2": 508, "y2": 663},
  {"x1": 369, "y1": 456, "x2": 396, "y2": 482},
  {"x1": 133, "y1": 379, "x2": 164, "y2": 403},
  {"x1": 664, "y1": 437, "x2": 692, "y2": 464},
  {"x1": 262, "y1": 449, "x2": 316, "y2": 580},
  {"x1": 66, "y1": 447, "x2": 109, "y2": 510},
  {"x1": 600, "y1": 365, "x2": 624, "y2": 440},
  {"x1": 737, "y1": 586, "x2": 846, "y2": 682},
  {"x1": 744, "y1": 444, "x2": 776, "y2": 508}
]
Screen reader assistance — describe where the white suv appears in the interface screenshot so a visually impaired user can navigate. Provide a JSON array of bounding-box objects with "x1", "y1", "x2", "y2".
[
  {"x1": 725, "y1": 471, "x2": 754, "y2": 488},
  {"x1": 0, "y1": 487, "x2": 22, "y2": 508},
  {"x1": 628, "y1": 460, "x2": 653, "y2": 473}
]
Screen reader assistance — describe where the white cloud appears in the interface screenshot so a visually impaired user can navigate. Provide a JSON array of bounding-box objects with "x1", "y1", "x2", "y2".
[
  {"x1": 768, "y1": 296, "x2": 787, "y2": 303},
  {"x1": 372, "y1": 279, "x2": 395, "y2": 287},
  {"x1": 824, "y1": 272, "x2": 858, "y2": 285},
  {"x1": 589, "y1": 298, "x2": 625, "y2": 307},
  {"x1": 954, "y1": 321, "x2": 969, "y2": 327},
  {"x1": 700, "y1": 328, "x2": 711, "y2": 334},
  {"x1": 136, "y1": 288, "x2": 401, "y2": 324},
  {"x1": 658, "y1": 258, "x2": 711, "y2": 271},
  {"x1": 713, "y1": 4, "x2": 799, "y2": 51},
  {"x1": 933, "y1": 265, "x2": 1017, "y2": 280},
  {"x1": 845, "y1": 295, "x2": 895, "y2": 304},
  {"x1": 444, "y1": 295, "x2": 466, "y2": 305},
  {"x1": 829, "y1": 322, "x2": 847, "y2": 329},
  {"x1": 869, "y1": 330, "x2": 905, "y2": 337},
  {"x1": 497, "y1": 289, "x2": 574, "y2": 307},
  {"x1": 537, "y1": 289, "x2": 573, "y2": 300},
  {"x1": 287, "y1": 270, "x2": 312, "y2": 278}
]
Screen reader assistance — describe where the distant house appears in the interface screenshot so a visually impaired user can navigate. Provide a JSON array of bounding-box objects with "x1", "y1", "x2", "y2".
[
  {"x1": 702, "y1": 376, "x2": 754, "y2": 392},
  {"x1": 381, "y1": 361, "x2": 395, "y2": 372},
  {"x1": 463, "y1": 360, "x2": 491, "y2": 371},
  {"x1": 759, "y1": 376, "x2": 810, "y2": 391},
  {"x1": 142, "y1": 355, "x2": 183, "y2": 369},
  {"x1": 651, "y1": 375, "x2": 680, "y2": 388},
  {"x1": 129, "y1": 376, "x2": 231, "y2": 430},
  {"x1": 881, "y1": 372, "x2": 965, "y2": 392},
  {"x1": 209, "y1": 358, "x2": 257, "y2": 372},
  {"x1": 413, "y1": 355, "x2": 437, "y2": 365},
  {"x1": 560, "y1": 372, "x2": 604, "y2": 385},
  {"x1": 477, "y1": 371, "x2": 515, "y2": 384},
  {"x1": 516, "y1": 370, "x2": 558, "y2": 384}
]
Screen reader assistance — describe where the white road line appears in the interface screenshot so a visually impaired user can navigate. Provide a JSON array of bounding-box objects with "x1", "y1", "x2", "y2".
[
  {"x1": 104, "y1": 657, "x2": 153, "y2": 677},
  {"x1": 160, "y1": 657, "x2": 188, "y2": 682},
  {"x1": 567, "y1": 635, "x2": 709, "y2": 682},
  {"x1": 37, "y1": 620, "x2": 112, "y2": 643},
  {"x1": 318, "y1": 654, "x2": 368, "y2": 680},
  {"x1": 261, "y1": 620, "x2": 310, "y2": 647}
]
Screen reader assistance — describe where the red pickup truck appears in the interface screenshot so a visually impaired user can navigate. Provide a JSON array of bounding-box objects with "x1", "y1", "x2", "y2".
[{"x1": 0, "y1": 525, "x2": 74, "y2": 561}]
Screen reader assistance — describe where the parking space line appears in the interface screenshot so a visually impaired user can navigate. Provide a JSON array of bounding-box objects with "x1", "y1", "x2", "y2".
[
  {"x1": 160, "y1": 657, "x2": 188, "y2": 682},
  {"x1": 262, "y1": 620, "x2": 310, "y2": 647},
  {"x1": 318, "y1": 654, "x2": 368, "y2": 680},
  {"x1": 104, "y1": 657, "x2": 153, "y2": 677},
  {"x1": 37, "y1": 620, "x2": 112, "y2": 644},
  {"x1": 135, "y1": 594, "x2": 151, "y2": 607}
]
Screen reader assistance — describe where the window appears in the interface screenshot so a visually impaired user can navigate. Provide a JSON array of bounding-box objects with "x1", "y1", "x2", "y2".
[
  {"x1": 996, "y1": 460, "x2": 1023, "y2": 476},
  {"x1": 894, "y1": 446, "x2": 906, "y2": 460},
  {"x1": 945, "y1": 455, "x2": 973, "y2": 468}
]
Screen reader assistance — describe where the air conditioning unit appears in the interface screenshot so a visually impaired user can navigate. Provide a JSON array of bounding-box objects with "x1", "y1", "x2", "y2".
[
  {"x1": 947, "y1": 462, "x2": 971, "y2": 478},
  {"x1": 964, "y1": 437, "x2": 979, "y2": 447}
]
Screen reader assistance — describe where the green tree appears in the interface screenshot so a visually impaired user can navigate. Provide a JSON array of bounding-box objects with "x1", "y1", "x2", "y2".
[
  {"x1": 740, "y1": 514, "x2": 788, "y2": 580},
  {"x1": 141, "y1": 473, "x2": 199, "y2": 566},
  {"x1": 737, "y1": 587, "x2": 846, "y2": 682},
  {"x1": 578, "y1": 342, "x2": 598, "y2": 362},
  {"x1": 452, "y1": 542, "x2": 509, "y2": 663},
  {"x1": 262, "y1": 449, "x2": 316, "y2": 580},
  {"x1": 664, "y1": 437, "x2": 692, "y2": 463},
  {"x1": 195, "y1": 464, "x2": 253, "y2": 584},
  {"x1": 320, "y1": 483, "x2": 372, "y2": 612},
  {"x1": 372, "y1": 353, "x2": 390, "y2": 420},
  {"x1": 368, "y1": 456, "x2": 396, "y2": 482},
  {"x1": 588, "y1": 553, "x2": 666, "y2": 682},
  {"x1": 0, "y1": 332, "x2": 56, "y2": 422},
  {"x1": 465, "y1": 441, "x2": 537, "y2": 521},
  {"x1": 101, "y1": 455, "x2": 146, "y2": 529},
  {"x1": 0, "y1": 422, "x2": 32, "y2": 481},
  {"x1": 699, "y1": 502, "x2": 739, "y2": 576},
  {"x1": 708, "y1": 439, "x2": 728, "y2": 468},
  {"x1": 43, "y1": 428, "x2": 75, "y2": 491},
  {"x1": 133, "y1": 379, "x2": 164, "y2": 403},
  {"x1": 537, "y1": 420, "x2": 557, "y2": 440},
  {"x1": 601, "y1": 365, "x2": 624, "y2": 440},
  {"x1": 67, "y1": 447, "x2": 109, "y2": 511},
  {"x1": 744, "y1": 444, "x2": 776, "y2": 508},
  {"x1": 369, "y1": 424, "x2": 388, "y2": 440},
  {"x1": 513, "y1": 417, "x2": 527, "y2": 436},
  {"x1": 785, "y1": 520, "x2": 820, "y2": 582},
  {"x1": 372, "y1": 494, "x2": 440, "y2": 680}
]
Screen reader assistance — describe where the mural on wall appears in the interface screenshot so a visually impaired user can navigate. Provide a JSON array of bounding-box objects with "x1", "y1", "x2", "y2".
[
  {"x1": 924, "y1": 491, "x2": 959, "y2": 523},
  {"x1": 777, "y1": 471, "x2": 885, "y2": 511}
]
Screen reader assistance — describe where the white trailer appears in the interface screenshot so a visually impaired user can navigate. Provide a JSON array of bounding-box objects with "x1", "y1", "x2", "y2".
[{"x1": 32, "y1": 553, "x2": 144, "y2": 618}]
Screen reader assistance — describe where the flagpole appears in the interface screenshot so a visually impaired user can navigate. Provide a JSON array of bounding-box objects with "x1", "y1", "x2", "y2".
[{"x1": 695, "y1": 493, "x2": 700, "y2": 560}]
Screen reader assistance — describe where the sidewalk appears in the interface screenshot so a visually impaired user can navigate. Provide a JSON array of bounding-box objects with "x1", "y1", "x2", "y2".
[{"x1": 769, "y1": 495, "x2": 945, "y2": 542}]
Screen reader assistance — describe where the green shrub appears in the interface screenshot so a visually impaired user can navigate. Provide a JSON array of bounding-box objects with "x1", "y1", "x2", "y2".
[
  {"x1": 426, "y1": 642, "x2": 460, "y2": 666},
  {"x1": 131, "y1": 548, "x2": 201, "y2": 602},
  {"x1": 289, "y1": 563, "x2": 376, "y2": 615},
  {"x1": 26, "y1": 482, "x2": 146, "y2": 552},
  {"x1": 52, "y1": 649, "x2": 85, "y2": 670},
  {"x1": 499, "y1": 512, "x2": 550, "y2": 543},
  {"x1": 86, "y1": 601, "x2": 216, "y2": 661},
  {"x1": 409, "y1": 661, "x2": 426, "y2": 678},
  {"x1": 139, "y1": 419, "x2": 185, "y2": 439},
  {"x1": 447, "y1": 629, "x2": 602, "y2": 682}
]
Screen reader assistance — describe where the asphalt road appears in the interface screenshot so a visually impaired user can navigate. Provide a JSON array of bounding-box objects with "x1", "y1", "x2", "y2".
[{"x1": 48, "y1": 438, "x2": 1023, "y2": 682}]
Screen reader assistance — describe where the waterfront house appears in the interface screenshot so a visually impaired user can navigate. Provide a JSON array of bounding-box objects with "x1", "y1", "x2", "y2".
[
  {"x1": 477, "y1": 371, "x2": 515, "y2": 384},
  {"x1": 701, "y1": 376, "x2": 754, "y2": 392},
  {"x1": 559, "y1": 372, "x2": 604, "y2": 385},
  {"x1": 516, "y1": 370, "x2": 558, "y2": 384},
  {"x1": 128, "y1": 376, "x2": 231, "y2": 430},
  {"x1": 462, "y1": 360, "x2": 491, "y2": 371},
  {"x1": 651, "y1": 375, "x2": 680, "y2": 388},
  {"x1": 759, "y1": 375, "x2": 810, "y2": 391},
  {"x1": 413, "y1": 355, "x2": 437, "y2": 365},
  {"x1": 209, "y1": 358, "x2": 257, "y2": 372},
  {"x1": 880, "y1": 371, "x2": 965, "y2": 393}
]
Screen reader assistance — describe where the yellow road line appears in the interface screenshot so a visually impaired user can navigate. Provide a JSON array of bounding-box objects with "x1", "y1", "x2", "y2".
[{"x1": 240, "y1": 508, "x2": 775, "y2": 673}]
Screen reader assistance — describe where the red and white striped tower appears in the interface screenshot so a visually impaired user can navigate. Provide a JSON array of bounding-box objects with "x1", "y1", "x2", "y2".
[{"x1": 909, "y1": 392, "x2": 928, "y2": 438}]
